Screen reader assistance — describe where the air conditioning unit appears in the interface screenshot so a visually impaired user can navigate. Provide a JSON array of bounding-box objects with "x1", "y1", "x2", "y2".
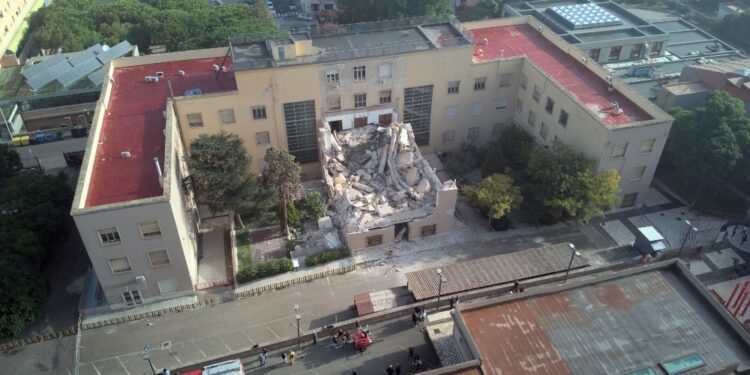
[
  {"x1": 135, "y1": 275, "x2": 146, "y2": 283},
  {"x1": 145, "y1": 76, "x2": 159, "y2": 82},
  {"x1": 378, "y1": 79, "x2": 385, "y2": 84},
  {"x1": 156, "y1": 71, "x2": 165, "y2": 78},
  {"x1": 121, "y1": 151, "x2": 131, "y2": 158}
]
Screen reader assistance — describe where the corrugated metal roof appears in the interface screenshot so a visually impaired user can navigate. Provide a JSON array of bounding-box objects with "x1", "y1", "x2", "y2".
[
  {"x1": 461, "y1": 270, "x2": 750, "y2": 374},
  {"x1": 406, "y1": 245, "x2": 589, "y2": 300}
]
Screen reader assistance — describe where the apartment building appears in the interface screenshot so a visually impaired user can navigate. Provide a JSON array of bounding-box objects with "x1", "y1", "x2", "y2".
[
  {"x1": 300, "y1": 0, "x2": 336, "y2": 15},
  {"x1": 74, "y1": 15, "x2": 671, "y2": 306},
  {"x1": 0, "y1": 0, "x2": 40, "y2": 64}
]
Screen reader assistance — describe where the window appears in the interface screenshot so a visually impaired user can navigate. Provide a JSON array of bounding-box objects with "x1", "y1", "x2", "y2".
[
  {"x1": 496, "y1": 98, "x2": 508, "y2": 112},
  {"x1": 109, "y1": 257, "x2": 132, "y2": 274},
  {"x1": 324, "y1": 3, "x2": 334, "y2": 10},
  {"x1": 471, "y1": 102, "x2": 483, "y2": 115},
  {"x1": 311, "y1": 3, "x2": 319, "y2": 11},
  {"x1": 630, "y1": 166, "x2": 646, "y2": 181},
  {"x1": 378, "y1": 113, "x2": 392, "y2": 126},
  {"x1": 589, "y1": 48, "x2": 600, "y2": 60},
  {"x1": 516, "y1": 98, "x2": 524, "y2": 114},
  {"x1": 474, "y1": 77, "x2": 486, "y2": 91},
  {"x1": 354, "y1": 93, "x2": 367, "y2": 108},
  {"x1": 327, "y1": 96, "x2": 341, "y2": 111},
  {"x1": 252, "y1": 106, "x2": 267, "y2": 120},
  {"x1": 545, "y1": 97, "x2": 554, "y2": 114},
  {"x1": 421, "y1": 224, "x2": 437, "y2": 237},
  {"x1": 442, "y1": 130, "x2": 455, "y2": 143},
  {"x1": 520, "y1": 74, "x2": 528, "y2": 90},
  {"x1": 659, "y1": 353, "x2": 706, "y2": 375},
  {"x1": 650, "y1": 41, "x2": 663, "y2": 57},
  {"x1": 353, "y1": 65, "x2": 366, "y2": 80},
  {"x1": 219, "y1": 109, "x2": 235, "y2": 124},
  {"x1": 630, "y1": 44, "x2": 644, "y2": 59},
  {"x1": 532, "y1": 85, "x2": 541, "y2": 102},
  {"x1": 122, "y1": 290, "x2": 143, "y2": 306},
  {"x1": 379, "y1": 90, "x2": 392, "y2": 104},
  {"x1": 443, "y1": 106, "x2": 458, "y2": 119},
  {"x1": 609, "y1": 46, "x2": 622, "y2": 61},
  {"x1": 539, "y1": 122, "x2": 548, "y2": 140},
  {"x1": 447, "y1": 81, "x2": 460, "y2": 94},
  {"x1": 148, "y1": 250, "x2": 171, "y2": 267},
  {"x1": 621, "y1": 193, "x2": 637, "y2": 207},
  {"x1": 98, "y1": 228, "x2": 121, "y2": 245},
  {"x1": 640, "y1": 138, "x2": 656, "y2": 154},
  {"x1": 354, "y1": 117, "x2": 367, "y2": 128},
  {"x1": 255, "y1": 131, "x2": 270, "y2": 145},
  {"x1": 326, "y1": 71, "x2": 339, "y2": 84},
  {"x1": 499, "y1": 73, "x2": 513, "y2": 87},
  {"x1": 528, "y1": 110, "x2": 536, "y2": 127},
  {"x1": 379, "y1": 64, "x2": 392, "y2": 78},
  {"x1": 467, "y1": 127, "x2": 479, "y2": 143},
  {"x1": 187, "y1": 113, "x2": 203, "y2": 127},
  {"x1": 139, "y1": 221, "x2": 161, "y2": 238},
  {"x1": 157, "y1": 279, "x2": 179, "y2": 295},
  {"x1": 558, "y1": 110, "x2": 568, "y2": 128},
  {"x1": 492, "y1": 123, "x2": 503, "y2": 136},
  {"x1": 612, "y1": 143, "x2": 628, "y2": 158},
  {"x1": 366, "y1": 235, "x2": 383, "y2": 247}
]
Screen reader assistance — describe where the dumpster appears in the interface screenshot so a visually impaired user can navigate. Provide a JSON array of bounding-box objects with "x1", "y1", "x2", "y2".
[
  {"x1": 56, "y1": 131, "x2": 64, "y2": 140},
  {"x1": 34, "y1": 133, "x2": 46, "y2": 143},
  {"x1": 45, "y1": 133, "x2": 56, "y2": 142},
  {"x1": 12, "y1": 137, "x2": 21, "y2": 146},
  {"x1": 20, "y1": 135, "x2": 29, "y2": 145}
]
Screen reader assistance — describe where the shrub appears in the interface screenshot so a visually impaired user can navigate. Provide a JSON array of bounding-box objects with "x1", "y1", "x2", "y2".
[
  {"x1": 305, "y1": 248, "x2": 349, "y2": 267},
  {"x1": 443, "y1": 144, "x2": 482, "y2": 180},
  {"x1": 498, "y1": 126, "x2": 534, "y2": 171},
  {"x1": 296, "y1": 192, "x2": 326, "y2": 222},
  {"x1": 236, "y1": 258, "x2": 294, "y2": 284}
]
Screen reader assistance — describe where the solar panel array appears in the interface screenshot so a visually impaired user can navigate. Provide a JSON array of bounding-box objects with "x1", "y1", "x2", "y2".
[
  {"x1": 549, "y1": 4, "x2": 622, "y2": 30},
  {"x1": 20, "y1": 41, "x2": 133, "y2": 91}
]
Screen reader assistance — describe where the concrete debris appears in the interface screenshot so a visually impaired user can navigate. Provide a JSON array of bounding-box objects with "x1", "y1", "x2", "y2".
[
  {"x1": 319, "y1": 122, "x2": 457, "y2": 237},
  {"x1": 324, "y1": 232, "x2": 342, "y2": 249},
  {"x1": 318, "y1": 216, "x2": 334, "y2": 232}
]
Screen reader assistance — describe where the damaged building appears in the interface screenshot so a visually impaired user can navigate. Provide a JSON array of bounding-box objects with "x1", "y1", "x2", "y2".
[{"x1": 319, "y1": 122, "x2": 458, "y2": 251}]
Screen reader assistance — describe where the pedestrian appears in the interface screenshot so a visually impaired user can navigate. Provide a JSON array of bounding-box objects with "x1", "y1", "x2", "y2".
[
  {"x1": 395, "y1": 363, "x2": 402, "y2": 375},
  {"x1": 411, "y1": 312, "x2": 418, "y2": 327},
  {"x1": 415, "y1": 357, "x2": 423, "y2": 369},
  {"x1": 259, "y1": 349, "x2": 267, "y2": 367},
  {"x1": 355, "y1": 320, "x2": 361, "y2": 329},
  {"x1": 420, "y1": 308, "x2": 427, "y2": 323},
  {"x1": 450, "y1": 295, "x2": 458, "y2": 309},
  {"x1": 386, "y1": 364, "x2": 395, "y2": 374},
  {"x1": 352, "y1": 370, "x2": 358, "y2": 375},
  {"x1": 289, "y1": 350, "x2": 296, "y2": 365},
  {"x1": 281, "y1": 351, "x2": 287, "y2": 364},
  {"x1": 408, "y1": 347, "x2": 414, "y2": 359},
  {"x1": 742, "y1": 230, "x2": 748, "y2": 245},
  {"x1": 733, "y1": 225, "x2": 738, "y2": 237},
  {"x1": 412, "y1": 353, "x2": 420, "y2": 367},
  {"x1": 513, "y1": 280, "x2": 520, "y2": 293}
]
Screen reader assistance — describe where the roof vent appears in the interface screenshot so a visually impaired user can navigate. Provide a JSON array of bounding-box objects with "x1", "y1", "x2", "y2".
[
  {"x1": 145, "y1": 76, "x2": 159, "y2": 82},
  {"x1": 156, "y1": 71, "x2": 165, "y2": 78},
  {"x1": 482, "y1": 38, "x2": 488, "y2": 45},
  {"x1": 221, "y1": 66, "x2": 227, "y2": 72},
  {"x1": 121, "y1": 151, "x2": 131, "y2": 158},
  {"x1": 212, "y1": 64, "x2": 220, "y2": 72},
  {"x1": 177, "y1": 69, "x2": 186, "y2": 76}
]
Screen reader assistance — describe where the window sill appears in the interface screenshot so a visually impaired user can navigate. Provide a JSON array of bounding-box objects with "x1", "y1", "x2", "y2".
[
  {"x1": 113, "y1": 270, "x2": 133, "y2": 276},
  {"x1": 141, "y1": 234, "x2": 162, "y2": 240},
  {"x1": 150, "y1": 263, "x2": 171, "y2": 269},
  {"x1": 101, "y1": 241, "x2": 122, "y2": 247}
]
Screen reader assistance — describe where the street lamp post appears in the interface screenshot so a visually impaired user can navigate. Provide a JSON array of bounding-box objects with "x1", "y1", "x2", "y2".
[
  {"x1": 294, "y1": 304, "x2": 301, "y2": 348},
  {"x1": 435, "y1": 268, "x2": 448, "y2": 312},
  {"x1": 563, "y1": 243, "x2": 581, "y2": 284},
  {"x1": 678, "y1": 220, "x2": 698, "y2": 257},
  {"x1": 143, "y1": 344, "x2": 156, "y2": 375}
]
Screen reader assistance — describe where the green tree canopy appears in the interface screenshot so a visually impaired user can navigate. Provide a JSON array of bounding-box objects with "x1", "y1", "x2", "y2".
[
  {"x1": 188, "y1": 132, "x2": 262, "y2": 214},
  {"x1": 525, "y1": 142, "x2": 620, "y2": 224},
  {"x1": 665, "y1": 91, "x2": 750, "y2": 182},
  {"x1": 480, "y1": 141, "x2": 506, "y2": 177},
  {"x1": 335, "y1": 0, "x2": 453, "y2": 23},
  {"x1": 0, "y1": 144, "x2": 22, "y2": 179},
  {"x1": 463, "y1": 173, "x2": 522, "y2": 229},
  {"x1": 29, "y1": 0, "x2": 279, "y2": 52},
  {"x1": 498, "y1": 125, "x2": 535, "y2": 171},
  {"x1": 264, "y1": 147, "x2": 302, "y2": 236},
  {"x1": 455, "y1": 0, "x2": 502, "y2": 22},
  {"x1": 0, "y1": 253, "x2": 46, "y2": 338},
  {"x1": 714, "y1": 13, "x2": 750, "y2": 54}
]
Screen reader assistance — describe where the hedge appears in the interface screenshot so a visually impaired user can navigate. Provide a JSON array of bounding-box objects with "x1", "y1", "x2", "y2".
[
  {"x1": 305, "y1": 248, "x2": 349, "y2": 267},
  {"x1": 236, "y1": 258, "x2": 294, "y2": 284}
]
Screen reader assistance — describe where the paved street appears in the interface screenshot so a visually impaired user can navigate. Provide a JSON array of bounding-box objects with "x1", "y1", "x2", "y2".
[{"x1": 15, "y1": 137, "x2": 88, "y2": 172}]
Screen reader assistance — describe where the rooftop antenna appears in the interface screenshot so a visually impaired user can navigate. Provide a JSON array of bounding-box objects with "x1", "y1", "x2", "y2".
[{"x1": 216, "y1": 46, "x2": 232, "y2": 81}]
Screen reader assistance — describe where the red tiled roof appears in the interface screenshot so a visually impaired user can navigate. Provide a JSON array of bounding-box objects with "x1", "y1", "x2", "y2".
[
  {"x1": 85, "y1": 57, "x2": 237, "y2": 207},
  {"x1": 471, "y1": 25, "x2": 652, "y2": 126}
]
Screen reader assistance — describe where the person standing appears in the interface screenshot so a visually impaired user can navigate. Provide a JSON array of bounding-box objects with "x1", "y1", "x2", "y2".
[
  {"x1": 386, "y1": 364, "x2": 395, "y2": 375},
  {"x1": 289, "y1": 350, "x2": 296, "y2": 365},
  {"x1": 259, "y1": 349, "x2": 267, "y2": 367},
  {"x1": 280, "y1": 351, "x2": 287, "y2": 364},
  {"x1": 742, "y1": 230, "x2": 748, "y2": 245},
  {"x1": 352, "y1": 370, "x2": 358, "y2": 375},
  {"x1": 395, "y1": 363, "x2": 402, "y2": 375},
  {"x1": 411, "y1": 312, "x2": 418, "y2": 327},
  {"x1": 408, "y1": 347, "x2": 414, "y2": 359}
]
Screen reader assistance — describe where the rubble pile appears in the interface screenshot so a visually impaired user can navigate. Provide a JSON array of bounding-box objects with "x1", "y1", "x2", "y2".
[{"x1": 320, "y1": 123, "x2": 446, "y2": 233}]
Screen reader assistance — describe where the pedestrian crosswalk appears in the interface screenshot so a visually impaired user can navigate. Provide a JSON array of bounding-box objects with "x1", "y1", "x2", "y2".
[{"x1": 274, "y1": 11, "x2": 299, "y2": 18}]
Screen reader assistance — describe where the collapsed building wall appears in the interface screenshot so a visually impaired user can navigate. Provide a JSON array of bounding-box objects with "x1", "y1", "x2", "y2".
[{"x1": 319, "y1": 122, "x2": 457, "y2": 251}]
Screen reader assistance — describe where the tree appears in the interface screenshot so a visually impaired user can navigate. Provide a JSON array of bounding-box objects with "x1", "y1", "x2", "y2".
[
  {"x1": 443, "y1": 144, "x2": 481, "y2": 181},
  {"x1": 296, "y1": 192, "x2": 326, "y2": 223},
  {"x1": 188, "y1": 132, "x2": 259, "y2": 214},
  {"x1": 455, "y1": 0, "x2": 502, "y2": 22},
  {"x1": 0, "y1": 253, "x2": 46, "y2": 338},
  {"x1": 336, "y1": 0, "x2": 453, "y2": 23},
  {"x1": 525, "y1": 142, "x2": 620, "y2": 224},
  {"x1": 480, "y1": 141, "x2": 506, "y2": 177},
  {"x1": 665, "y1": 92, "x2": 749, "y2": 180},
  {"x1": 498, "y1": 126, "x2": 534, "y2": 171},
  {"x1": 463, "y1": 173, "x2": 522, "y2": 229},
  {"x1": 0, "y1": 144, "x2": 21, "y2": 179},
  {"x1": 264, "y1": 147, "x2": 303, "y2": 237},
  {"x1": 714, "y1": 13, "x2": 750, "y2": 53}
]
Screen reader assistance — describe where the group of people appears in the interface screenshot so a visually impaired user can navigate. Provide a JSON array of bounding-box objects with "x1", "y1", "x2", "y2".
[
  {"x1": 411, "y1": 307, "x2": 427, "y2": 327},
  {"x1": 258, "y1": 348, "x2": 296, "y2": 367}
]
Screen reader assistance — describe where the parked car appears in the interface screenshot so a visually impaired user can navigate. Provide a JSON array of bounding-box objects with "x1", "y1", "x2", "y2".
[{"x1": 297, "y1": 14, "x2": 314, "y2": 21}]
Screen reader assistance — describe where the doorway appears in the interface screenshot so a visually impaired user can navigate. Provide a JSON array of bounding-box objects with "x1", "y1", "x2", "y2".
[
  {"x1": 329, "y1": 120, "x2": 343, "y2": 133},
  {"x1": 378, "y1": 113, "x2": 392, "y2": 126},
  {"x1": 395, "y1": 222, "x2": 409, "y2": 242},
  {"x1": 354, "y1": 117, "x2": 367, "y2": 128}
]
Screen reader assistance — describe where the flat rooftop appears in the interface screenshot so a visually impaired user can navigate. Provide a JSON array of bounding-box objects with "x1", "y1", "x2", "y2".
[
  {"x1": 461, "y1": 268, "x2": 750, "y2": 374},
  {"x1": 471, "y1": 24, "x2": 652, "y2": 126},
  {"x1": 85, "y1": 57, "x2": 237, "y2": 207},
  {"x1": 662, "y1": 80, "x2": 709, "y2": 95}
]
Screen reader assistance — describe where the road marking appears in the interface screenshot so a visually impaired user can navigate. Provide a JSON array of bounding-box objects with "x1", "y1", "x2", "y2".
[
  {"x1": 242, "y1": 329, "x2": 256, "y2": 344},
  {"x1": 266, "y1": 326, "x2": 281, "y2": 339},
  {"x1": 218, "y1": 337, "x2": 233, "y2": 352},
  {"x1": 90, "y1": 363, "x2": 102, "y2": 375},
  {"x1": 193, "y1": 340, "x2": 208, "y2": 358},
  {"x1": 116, "y1": 357, "x2": 131, "y2": 375},
  {"x1": 67, "y1": 369, "x2": 73, "y2": 375},
  {"x1": 169, "y1": 347, "x2": 182, "y2": 363}
]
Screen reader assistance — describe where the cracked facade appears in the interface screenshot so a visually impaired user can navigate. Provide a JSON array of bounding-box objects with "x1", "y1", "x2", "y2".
[{"x1": 319, "y1": 122, "x2": 457, "y2": 250}]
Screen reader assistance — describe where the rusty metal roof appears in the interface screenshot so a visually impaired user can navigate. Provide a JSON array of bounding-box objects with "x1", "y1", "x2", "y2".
[
  {"x1": 406, "y1": 244, "x2": 589, "y2": 300},
  {"x1": 460, "y1": 269, "x2": 750, "y2": 374}
]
